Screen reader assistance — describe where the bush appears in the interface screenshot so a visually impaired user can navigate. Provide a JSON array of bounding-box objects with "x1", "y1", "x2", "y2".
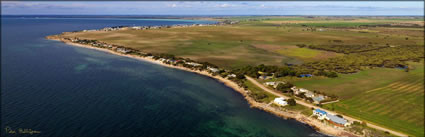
[
  {"x1": 287, "y1": 98, "x2": 296, "y2": 106},
  {"x1": 276, "y1": 82, "x2": 294, "y2": 93},
  {"x1": 249, "y1": 92, "x2": 268, "y2": 102}
]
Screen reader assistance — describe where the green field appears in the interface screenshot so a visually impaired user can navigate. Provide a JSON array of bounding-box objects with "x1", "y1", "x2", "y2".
[
  {"x1": 289, "y1": 61, "x2": 424, "y2": 136},
  {"x1": 289, "y1": 22, "x2": 382, "y2": 27},
  {"x1": 283, "y1": 104, "x2": 312, "y2": 116},
  {"x1": 289, "y1": 68, "x2": 414, "y2": 99},
  {"x1": 277, "y1": 47, "x2": 342, "y2": 60},
  {"x1": 60, "y1": 17, "x2": 423, "y2": 68}
]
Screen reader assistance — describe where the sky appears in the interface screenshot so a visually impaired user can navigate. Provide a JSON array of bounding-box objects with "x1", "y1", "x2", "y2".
[{"x1": 1, "y1": 1, "x2": 424, "y2": 16}]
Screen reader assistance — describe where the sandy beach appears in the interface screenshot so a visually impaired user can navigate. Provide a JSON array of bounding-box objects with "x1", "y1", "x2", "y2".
[{"x1": 46, "y1": 36, "x2": 358, "y2": 137}]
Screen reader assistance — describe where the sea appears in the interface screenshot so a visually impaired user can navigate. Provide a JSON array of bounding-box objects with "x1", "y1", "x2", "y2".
[{"x1": 1, "y1": 16, "x2": 323, "y2": 137}]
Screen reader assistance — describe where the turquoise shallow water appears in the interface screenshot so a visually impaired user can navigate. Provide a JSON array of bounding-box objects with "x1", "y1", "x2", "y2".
[{"x1": 1, "y1": 16, "x2": 323, "y2": 137}]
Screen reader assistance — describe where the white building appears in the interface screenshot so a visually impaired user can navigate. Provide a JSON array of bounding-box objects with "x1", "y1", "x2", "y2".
[
  {"x1": 291, "y1": 86, "x2": 298, "y2": 92},
  {"x1": 264, "y1": 82, "x2": 276, "y2": 87},
  {"x1": 208, "y1": 67, "x2": 219, "y2": 73},
  {"x1": 159, "y1": 58, "x2": 167, "y2": 62},
  {"x1": 305, "y1": 91, "x2": 315, "y2": 98},
  {"x1": 273, "y1": 97, "x2": 288, "y2": 106},
  {"x1": 258, "y1": 75, "x2": 273, "y2": 80},
  {"x1": 227, "y1": 74, "x2": 237, "y2": 78},
  {"x1": 116, "y1": 48, "x2": 131, "y2": 54},
  {"x1": 263, "y1": 81, "x2": 285, "y2": 88},
  {"x1": 132, "y1": 26, "x2": 142, "y2": 29},
  {"x1": 299, "y1": 88, "x2": 309, "y2": 93},
  {"x1": 185, "y1": 62, "x2": 203, "y2": 67},
  {"x1": 294, "y1": 88, "x2": 309, "y2": 95}
]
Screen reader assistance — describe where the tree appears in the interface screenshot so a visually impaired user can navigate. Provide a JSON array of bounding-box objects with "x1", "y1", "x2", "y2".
[
  {"x1": 276, "y1": 84, "x2": 289, "y2": 93},
  {"x1": 361, "y1": 121, "x2": 367, "y2": 127},
  {"x1": 276, "y1": 82, "x2": 294, "y2": 93},
  {"x1": 296, "y1": 92, "x2": 306, "y2": 99},
  {"x1": 287, "y1": 98, "x2": 296, "y2": 106},
  {"x1": 236, "y1": 74, "x2": 245, "y2": 79},
  {"x1": 306, "y1": 97, "x2": 313, "y2": 103},
  {"x1": 326, "y1": 71, "x2": 338, "y2": 78}
]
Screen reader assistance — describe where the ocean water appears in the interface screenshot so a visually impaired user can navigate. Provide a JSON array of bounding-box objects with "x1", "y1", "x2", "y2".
[{"x1": 1, "y1": 16, "x2": 322, "y2": 137}]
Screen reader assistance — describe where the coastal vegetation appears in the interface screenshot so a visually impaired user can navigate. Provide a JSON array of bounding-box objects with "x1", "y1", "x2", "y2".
[
  {"x1": 49, "y1": 16, "x2": 424, "y2": 137},
  {"x1": 244, "y1": 80, "x2": 277, "y2": 103}
]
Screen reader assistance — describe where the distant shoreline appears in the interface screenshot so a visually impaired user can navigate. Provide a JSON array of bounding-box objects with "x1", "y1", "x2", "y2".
[{"x1": 46, "y1": 35, "x2": 357, "y2": 137}]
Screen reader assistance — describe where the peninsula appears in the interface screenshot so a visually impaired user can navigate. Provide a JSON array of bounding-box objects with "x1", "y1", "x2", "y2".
[{"x1": 47, "y1": 16, "x2": 424, "y2": 137}]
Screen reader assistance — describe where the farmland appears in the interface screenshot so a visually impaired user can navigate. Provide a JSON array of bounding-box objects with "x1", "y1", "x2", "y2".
[
  {"x1": 291, "y1": 61, "x2": 424, "y2": 136},
  {"x1": 60, "y1": 16, "x2": 423, "y2": 69}
]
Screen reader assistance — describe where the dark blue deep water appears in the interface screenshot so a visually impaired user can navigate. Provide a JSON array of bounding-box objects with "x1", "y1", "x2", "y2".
[{"x1": 1, "y1": 17, "x2": 322, "y2": 137}]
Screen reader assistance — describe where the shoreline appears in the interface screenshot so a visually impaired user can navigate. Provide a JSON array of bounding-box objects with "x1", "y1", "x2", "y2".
[{"x1": 47, "y1": 36, "x2": 357, "y2": 137}]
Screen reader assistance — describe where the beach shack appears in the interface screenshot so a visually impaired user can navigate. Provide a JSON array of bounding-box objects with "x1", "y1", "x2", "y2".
[
  {"x1": 313, "y1": 109, "x2": 328, "y2": 120},
  {"x1": 207, "y1": 67, "x2": 220, "y2": 73},
  {"x1": 227, "y1": 74, "x2": 237, "y2": 78},
  {"x1": 294, "y1": 88, "x2": 309, "y2": 95},
  {"x1": 158, "y1": 58, "x2": 167, "y2": 62},
  {"x1": 273, "y1": 97, "x2": 287, "y2": 106},
  {"x1": 326, "y1": 114, "x2": 350, "y2": 127},
  {"x1": 264, "y1": 81, "x2": 285, "y2": 88},
  {"x1": 305, "y1": 91, "x2": 315, "y2": 98},
  {"x1": 185, "y1": 62, "x2": 202, "y2": 67},
  {"x1": 313, "y1": 95, "x2": 325, "y2": 104},
  {"x1": 264, "y1": 82, "x2": 276, "y2": 87},
  {"x1": 116, "y1": 48, "x2": 131, "y2": 54}
]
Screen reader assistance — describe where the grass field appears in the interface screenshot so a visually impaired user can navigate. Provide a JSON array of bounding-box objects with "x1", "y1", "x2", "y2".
[
  {"x1": 244, "y1": 80, "x2": 277, "y2": 103},
  {"x1": 61, "y1": 17, "x2": 423, "y2": 68},
  {"x1": 287, "y1": 61, "x2": 424, "y2": 136},
  {"x1": 283, "y1": 104, "x2": 312, "y2": 116}
]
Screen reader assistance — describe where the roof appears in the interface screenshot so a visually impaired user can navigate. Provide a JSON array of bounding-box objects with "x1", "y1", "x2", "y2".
[
  {"x1": 314, "y1": 109, "x2": 327, "y2": 115},
  {"x1": 300, "y1": 74, "x2": 313, "y2": 77},
  {"x1": 274, "y1": 97, "x2": 286, "y2": 103},
  {"x1": 265, "y1": 82, "x2": 276, "y2": 85},
  {"x1": 274, "y1": 97, "x2": 285, "y2": 101},
  {"x1": 313, "y1": 96, "x2": 325, "y2": 102},
  {"x1": 299, "y1": 88, "x2": 309, "y2": 92},
  {"x1": 327, "y1": 114, "x2": 347, "y2": 125}
]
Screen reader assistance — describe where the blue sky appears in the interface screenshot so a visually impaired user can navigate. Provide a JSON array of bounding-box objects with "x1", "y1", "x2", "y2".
[{"x1": 1, "y1": 1, "x2": 424, "y2": 16}]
